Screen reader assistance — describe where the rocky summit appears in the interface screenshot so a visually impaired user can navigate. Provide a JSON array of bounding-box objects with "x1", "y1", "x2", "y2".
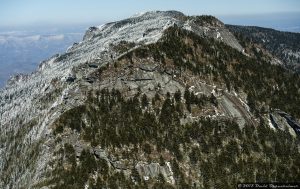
[{"x1": 0, "y1": 11, "x2": 300, "y2": 188}]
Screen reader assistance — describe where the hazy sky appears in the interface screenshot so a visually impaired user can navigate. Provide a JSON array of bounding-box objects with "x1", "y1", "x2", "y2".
[{"x1": 1, "y1": 0, "x2": 300, "y2": 30}]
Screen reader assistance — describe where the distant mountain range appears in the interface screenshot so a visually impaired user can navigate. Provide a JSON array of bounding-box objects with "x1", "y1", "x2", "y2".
[{"x1": 0, "y1": 31, "x2": 83, "y2": 87}]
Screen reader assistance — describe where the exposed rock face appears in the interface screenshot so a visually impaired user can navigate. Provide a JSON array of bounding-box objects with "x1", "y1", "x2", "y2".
[
  {"x1": 184, "y1": 16, "x2": 244, "y2": 52},
  {"x1": 0, "y1": 11, "x2": 299, "y2": 188},
  {"x1": 136, "y1": 162, "x2": 175, "y2": 184},
  {"x1": 269, "y1": 110, "x2": 300, "y2": 137}
]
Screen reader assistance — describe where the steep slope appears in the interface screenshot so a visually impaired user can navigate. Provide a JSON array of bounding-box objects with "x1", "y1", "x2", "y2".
[
  {"x1": 0, "y1": 11, "x2": 243, "y2": 188},
  {"x1": 0, "y1": 11, "x2": 300, "y2": 189},
  {"x1": 227, "y1": 25, "x2": 300, "y2": 72}
]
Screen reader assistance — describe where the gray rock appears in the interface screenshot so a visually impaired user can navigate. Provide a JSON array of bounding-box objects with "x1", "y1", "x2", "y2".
[{"x1": 135, "y1": 162, "x2": 175, "y2": 184}]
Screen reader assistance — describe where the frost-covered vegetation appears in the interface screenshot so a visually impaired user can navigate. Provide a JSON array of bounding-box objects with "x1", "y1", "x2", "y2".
[{"x1": 1, "y1": 11, "x2": 300, "y2": 189}]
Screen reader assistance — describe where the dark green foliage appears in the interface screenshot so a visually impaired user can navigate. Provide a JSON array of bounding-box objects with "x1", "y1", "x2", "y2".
[
  {"x1": 159, "y1": 97, "x2": 178, "y2": 126},
  {"x1": 141, "y1": 94, "x2": 149, "y2": 108},
  {"x1": 80, "y1": 149, "x2": 97, "y2": 173},
  {"x1": 189, "y1": 147, "x2": 200, "y2": 165},
  {"x1": 49, "y1": 26, "x2": 300, "y2": 188},
  {"x1": 143, "y1": 143, "x2": 152, "y2": 154},
  {"x1": 174, "y1": 90, "x2": 181, "y2": 102},
  {"x1": 153, "y1": 183, "x2": 175, "y2": 189},
  {"x1": 146, "y1": 26, "x2": 300, "y2": 118},
  {"x1": 192, "y1": 15, "x2": 221, "y2": 27},
  {"x1": 51, "y1": 145, "x2": 123, "y2": 189},
  {"x1": 159, "y1": 155, "x2": 165, "y2": 166},
  {"x1": 51, "y1": 89, "x2": 300, "y2": 188},
  {"x1": 131, "y1": 167, "x2": 141, "y2": 184},
  {"x1": 135, "y1": 47, "x2": 150, "y2": 58},
  {"x1": 227, "y1": 25, "x2": 300, "y2": 71},
  {"x1": 112, "y1": 40, "x2": 136, "y2": 54},
  {"x1": 183, "y1": 86, "x2": 211, "y2": 112},
  {"x1": 184, "y1": 87, "x2": 191, "y2": 112},
  {"x1": 54, "y1": 105, "x2": 86, "y2": 133},
  {"x1": 54, "y1": 124, "x2": 63, "y2": 135},
  {"x1": 64, "y1": 143, "x2": 76, "y2": 167},
  {"x1": 210, "y1": 93, "x2": 218, "y2": 107}
]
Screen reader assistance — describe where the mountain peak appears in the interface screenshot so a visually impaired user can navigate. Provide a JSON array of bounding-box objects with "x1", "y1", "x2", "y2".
[
  {"x1": 0, "y1": 11, "x2": 246, "y2": 187},
  {"x1": 1, "y1": 10, "x2": 300, "y2": 189},
  {"x1": 191, "y1": 15, "x2": 224, "y2": 27},
  {"x1": 82, "y1": 10, "x2": 242, "y2": 52},
  {"x1": 83, "y1": 10, "x2": 186, "y2": 42},
  {"x1": 131, "y1": 10, "x2": 185, "y2": 18}
]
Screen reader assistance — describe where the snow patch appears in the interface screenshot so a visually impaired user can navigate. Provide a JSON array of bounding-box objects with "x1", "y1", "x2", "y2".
[
  {"x1": 268, "y1": 118, "x2": 276, "y2": 130},
  {"x1": 97, "y1": 24, "x2": 106, "y2": 30},
  {"x1": 143, "y1": 176, "x2": 149, "y2": 181},
  {"x1": 131, "y1": 11, "x2": 147, "y2": 18}
]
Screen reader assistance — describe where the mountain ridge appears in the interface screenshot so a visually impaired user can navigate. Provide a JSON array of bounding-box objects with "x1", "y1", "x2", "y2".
[
  {"x1": 227, "y1": 24, "x2": 300, "y2": 72},
  {"x1": 0, "y1": 11, "x2": 300, "y2": 188}
]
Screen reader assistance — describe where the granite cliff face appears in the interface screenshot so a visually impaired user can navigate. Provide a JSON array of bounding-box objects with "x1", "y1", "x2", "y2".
[{"x1": 0, "y1": 11, "x2": 300, "y2": 188}]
